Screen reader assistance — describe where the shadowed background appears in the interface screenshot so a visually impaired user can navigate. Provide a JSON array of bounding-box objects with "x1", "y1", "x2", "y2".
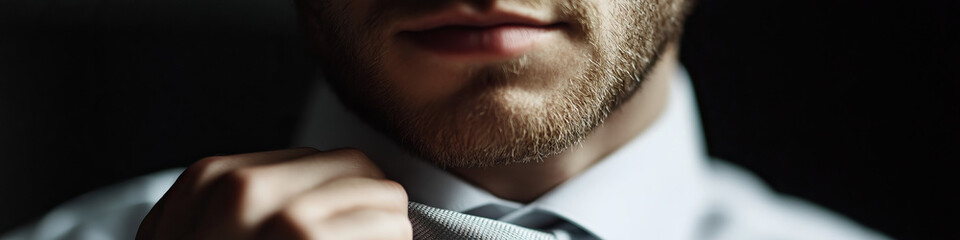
[{"x1": 1, "y1": 0, "x2": 956, "y2": 239}]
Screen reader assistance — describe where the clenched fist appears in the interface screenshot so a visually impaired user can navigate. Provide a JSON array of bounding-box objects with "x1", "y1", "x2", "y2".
[{"x1": 136, "y1": 148, "x2": 412, "y2": 240}]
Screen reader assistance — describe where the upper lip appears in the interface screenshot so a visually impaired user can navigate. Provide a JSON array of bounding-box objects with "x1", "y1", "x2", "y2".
[{"x1": 395, "y1": 7, "x2": 560, "y2": 33}]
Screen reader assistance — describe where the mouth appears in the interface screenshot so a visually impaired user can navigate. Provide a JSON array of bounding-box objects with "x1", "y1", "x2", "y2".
[{"x1": 395, "y1": 8, "x2": 567, "y2": 60}]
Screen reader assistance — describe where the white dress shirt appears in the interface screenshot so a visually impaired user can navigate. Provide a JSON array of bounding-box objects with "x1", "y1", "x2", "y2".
[{"x1": 3, "y1": 66, "x2": 890, "y2": 240}]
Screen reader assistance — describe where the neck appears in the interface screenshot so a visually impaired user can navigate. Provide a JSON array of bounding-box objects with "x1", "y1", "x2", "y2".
[{"x1": 450, "y1": 45, "x2": 678, "y2": 203}]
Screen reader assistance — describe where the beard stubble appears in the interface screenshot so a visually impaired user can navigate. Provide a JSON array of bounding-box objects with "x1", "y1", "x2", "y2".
[{"x1": 304, "y1": 0, "x2": 690, "y2": 168}]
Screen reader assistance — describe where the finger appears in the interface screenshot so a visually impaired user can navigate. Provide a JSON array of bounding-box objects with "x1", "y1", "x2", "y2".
[
  {"x1": 284, "y1": 177, "x2": 408, "y2": 220},
  {"x1": 238, "y1": 148, "x2": 386, "y2": 202},
  {"x1": 196, "y1": 149, "x2": 389, "y2": 238},
  {"x1": 322, "y1": 209, "x2": 413, "y2": 240},
  {"x1": 255, "y1": 178, "x2": 408, "y2": 240},
  {"x1": 222, "y1": 149, "x2": 388, "y2": 222},
  {"x1": 148, "y1": 147, "x2": 319, "y2": 239},
  {"x1": 186, "y1": 147, "x2": 322, "y2": 194},
  {"x1": 260, "y1": 209, "x2": 412, "y2": 240}
]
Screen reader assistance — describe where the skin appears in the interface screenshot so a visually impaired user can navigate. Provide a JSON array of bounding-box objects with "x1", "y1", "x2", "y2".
[
  {"x1": 138, "y1": 0, "x2": 690, "y2": 239},
  {"x1": 452, "y1": 45, "x2": 676, "y2": 202}
]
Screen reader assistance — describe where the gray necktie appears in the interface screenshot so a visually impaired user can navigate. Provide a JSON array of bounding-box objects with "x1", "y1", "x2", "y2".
[{"x1": 408, "y1": 202, "x2": 568, "y2": 240}]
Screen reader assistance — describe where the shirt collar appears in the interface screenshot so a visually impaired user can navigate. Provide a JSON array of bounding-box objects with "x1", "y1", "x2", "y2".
[{"x1": 295, "y1": 66, "x2": 708, "y2": 240}]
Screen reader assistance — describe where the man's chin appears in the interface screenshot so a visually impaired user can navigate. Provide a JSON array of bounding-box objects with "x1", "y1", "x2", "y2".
[{"x1": 389, "y1": 107, "x2": 584, "y2": 168}]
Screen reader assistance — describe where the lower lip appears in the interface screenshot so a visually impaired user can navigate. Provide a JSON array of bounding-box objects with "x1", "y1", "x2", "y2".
[{"x1": 398, "y1": 25, "x2": 558, "y2": 58}]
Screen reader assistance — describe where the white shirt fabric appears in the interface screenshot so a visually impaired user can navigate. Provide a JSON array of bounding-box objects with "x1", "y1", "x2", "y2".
[{"x1": 3, "y1": 66, "x2": 890, "y2": 240}]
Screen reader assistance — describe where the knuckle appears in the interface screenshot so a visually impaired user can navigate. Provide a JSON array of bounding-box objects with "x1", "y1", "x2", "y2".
[
  {"x1": 332, "y1": 147, "x2": 369, "y2": 161},
  {"x1": 220, "y1": 168, "x2": 256, "y2": 188},
  {"x1": 330, "y1": 148, "x2": 384, "y2": 178},
  {"x1": 375, "y1": 180, "x2": 408, "y2": 200},
  {"x1": 218, "y1": 168, "x2": 269, "y2": 200},
  {"x1": 214, "y1": 168, "x2": 281, "y2": 217},
  {"x1": 341, "y1": 178, "x2": 408, "y2": 209},
  {"x1": 185, "y1": 156, "x2": 233, "y2": 179},
  {"x1": 197, "y1": 155, "x2": 231, "y2": 166}
]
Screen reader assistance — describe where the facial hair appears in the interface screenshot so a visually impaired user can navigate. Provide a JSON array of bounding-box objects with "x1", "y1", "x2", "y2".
[{"x1": 301, "y1": 0, "x2": 691, "y2": 168}]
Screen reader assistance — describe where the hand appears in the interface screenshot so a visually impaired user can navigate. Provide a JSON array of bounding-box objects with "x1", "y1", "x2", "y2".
[{"x1": 136, "y1": 148, "x2": 412, "y2": 240}]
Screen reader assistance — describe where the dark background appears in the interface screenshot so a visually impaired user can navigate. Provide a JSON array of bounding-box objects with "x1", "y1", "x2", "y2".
[{"x1": 1, "y1": 0, "x2": 957, "y2": 239}]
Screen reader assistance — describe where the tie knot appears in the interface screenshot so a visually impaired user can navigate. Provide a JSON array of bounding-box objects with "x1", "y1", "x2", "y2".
[{"x1": 408, "y1": 202, "x2": 597, "y2": 240}]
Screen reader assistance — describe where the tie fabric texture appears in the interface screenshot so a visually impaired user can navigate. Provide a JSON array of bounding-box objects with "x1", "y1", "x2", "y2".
[{"x1": 408, "y1": 202, "x2": 568, "y2": 240}]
